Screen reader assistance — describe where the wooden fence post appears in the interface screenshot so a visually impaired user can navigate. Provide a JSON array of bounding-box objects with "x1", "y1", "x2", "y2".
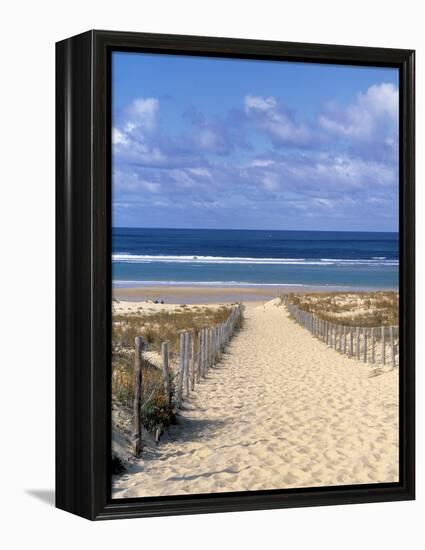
[
  {"x1": 363, "y1": 328, "x2": 367, "y2": 363},
  {"x1": 382, "y1": 326, "x2": 386, "y2": 365},
  {"x1": 215, "y1": 326, "x2": 219, "y2": 357},
  {"x1": 208, "y1": 328, "x2": 212, "y2": 369},
  {"x1": 282, "y1": 300, "x2": 399, "y2": 369},
  {"x1": 184, "y1": 332, "x2": 190, "y2": 398},
  {"x1": 197, "y1": 330, "x2": 202, "y2": 381},
  {"x1": 390, "y1": 326, "x2": 396, "y2": 368},
  {"x1": 176, "y1": 332, "x2": 185, "y2": 407},
  {"x1": 190, "y1": 330, "x2": 196, "y2": 390},
  {"x1": 203, "y1": 328, "x2": 208, "y2": 376},
  {"x1": 207, "y1": 328, "x2": 212, "y2": 371},
  {"x1": 132, "y1": 336, "x2": 143, "y2": 457},
  {"x1": 201, "y1": 329, "x2": 206, "y2": 377},
  {"x1": 205, "y1": 329, "x2": 209, "y2": 372},
  {"x1": 161, "y1": 341, "x2": 170, "y2": 406},
  {"x1": 356, "y1": 327, "x2": 360, "y2": 360}
]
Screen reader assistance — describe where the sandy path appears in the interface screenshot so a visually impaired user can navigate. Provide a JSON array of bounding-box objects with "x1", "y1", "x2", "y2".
[{"x1": 112, "y1": 299, "x2": 399, "y2": 498}]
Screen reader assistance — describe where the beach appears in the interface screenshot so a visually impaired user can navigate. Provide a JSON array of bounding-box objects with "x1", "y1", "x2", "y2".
[
  {"x1": 112, "y1": 297, "x2": 399, "y2": 498},
  {"x1": 114, "y1": 284, "x2": 299, "y2": 304},
  {"x1": 112, "y1": 284, "x2": 397, "y2": 305},
  {"x1": 109, "y1": 56, "x2": 402, "y2": 505}
]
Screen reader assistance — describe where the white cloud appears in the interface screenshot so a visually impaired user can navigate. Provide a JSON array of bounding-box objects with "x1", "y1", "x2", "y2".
[
  {"x1": 188, "y1": 168, "x2": 212, "y2": 178},
  {"x1": 141, "y1": 181, "x2": 161, "y2": 193},
  {"x1": 244, "y1": 95, "x2": 277, "y2": 112},
  {"x1": 249, "y1": 159, "x2": 275, "y2": 167},
  {"x1": 262, "y1": 172, "x2": 280, "y2": 191},
  {"x1": 244, "y1": 95, "x2": 312, "y2": 147},
  {"x1": 112, "y1": 83, "x2": 399, "y2": 230},
  {"x1": 319, "y1": 83, "x2": 398, "y2": 145},
  {"x1": 112, "y1": 128, "x2": 129, "y2": 146},
  {"x1": 112, "y1": 170, "x2": 161, "y2": 193},
  {"x1": 112, "y1": 97, "x2": 173, "y2": 167},
  {"x1": 126, "y1": 97, "x2": 159, "y2": 133}
]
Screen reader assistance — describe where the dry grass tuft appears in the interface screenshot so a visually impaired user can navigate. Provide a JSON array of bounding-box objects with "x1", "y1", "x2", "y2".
[
  {"x1": 112, "y1": 305, "x2": 234, "y2": 353},
  {"x1": 112, "y1": 304, "x2": 239, "y2": 435},
  {"x1": 281, "y1": 291, "x2": 399, "y2": 327}
]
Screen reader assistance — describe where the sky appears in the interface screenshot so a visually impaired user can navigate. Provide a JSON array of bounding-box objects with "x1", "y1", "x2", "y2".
[{"x1": 112, "y1": 52, "x2": 399, "y2": 232}]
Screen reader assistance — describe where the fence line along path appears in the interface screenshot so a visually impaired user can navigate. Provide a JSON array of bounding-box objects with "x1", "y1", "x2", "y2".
[
  {"x1": 281, "y1": 296, "x2": 399, "y2": 368},
  {"x1": 131, "y1": 304, "x2": 242, "y2": 456},
  {"x1": 112, "y1": 299, "x2": 399, "y2": 499}
]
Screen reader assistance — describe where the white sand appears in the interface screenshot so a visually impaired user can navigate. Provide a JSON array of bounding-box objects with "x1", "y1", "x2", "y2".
[
  {"x1": 113, "y1": 300, "x2": 233, "y2": 315},
  {"x1": 112, "y1": 299, "x2": 399, "y2": 498}
]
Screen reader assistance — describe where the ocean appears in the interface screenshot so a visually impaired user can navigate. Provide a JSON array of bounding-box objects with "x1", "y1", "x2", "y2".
[{"x1": 112, "y1": 228, "x2": 399, "y2": 290}]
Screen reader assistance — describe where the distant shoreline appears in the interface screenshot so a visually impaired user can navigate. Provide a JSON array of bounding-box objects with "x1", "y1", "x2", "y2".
[{"x1": 112, "y1": 284, "x2": 398, "y2": 304}]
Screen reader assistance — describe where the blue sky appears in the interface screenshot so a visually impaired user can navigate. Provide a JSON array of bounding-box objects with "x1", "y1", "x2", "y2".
[{"x1": 112, "y1": 52, "x2": 399, "y2": 232}]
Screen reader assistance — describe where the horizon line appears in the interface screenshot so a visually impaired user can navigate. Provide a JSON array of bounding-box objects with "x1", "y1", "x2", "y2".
[{"x1": 112, "y1": 226, "x2": 399, "y2": 234}]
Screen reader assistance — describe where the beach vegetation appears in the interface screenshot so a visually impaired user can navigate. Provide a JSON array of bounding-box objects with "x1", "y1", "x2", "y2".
[
  {"x1": 281, "y1": 291, "x2": 398, "y2": 327},
  {"x1": 112, "y1": 305, "x2": 235, "y2": 353},
  {"x1": 112, "y1": 304, "x2": 240, "y2": 438}
]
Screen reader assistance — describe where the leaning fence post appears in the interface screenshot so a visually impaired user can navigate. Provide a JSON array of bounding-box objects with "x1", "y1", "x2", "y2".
[
  {"x1": 161, "y1": 341, "x2": 170, "y2": 406},
  {"x1": 132, "y1": 336, "x2": 143, "y2": 457},
  {"x1": 350, "y1": 327, "x2": 354, "y2": 356},
  {"x1": 371, "y1": 328, "x2": 375, "y2": 364}
]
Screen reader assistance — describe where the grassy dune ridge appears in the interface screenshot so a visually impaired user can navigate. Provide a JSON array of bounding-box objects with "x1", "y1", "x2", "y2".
[
  {"x1": 282, "y1": 291, "x2": 399, "y2": 327},
  {"x1": 112, "y1": 304, "x2": 235, "y2": 353}
]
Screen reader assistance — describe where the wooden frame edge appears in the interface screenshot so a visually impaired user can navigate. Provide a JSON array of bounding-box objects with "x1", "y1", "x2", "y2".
[{"x1": 56, "y1": 30, "x2": 415, "y2": 521}]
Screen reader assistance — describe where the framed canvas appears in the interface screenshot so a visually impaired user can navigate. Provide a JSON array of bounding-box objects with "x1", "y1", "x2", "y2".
[{"x1": 56, "y1": 30, "x2": 415, "y2": 520}]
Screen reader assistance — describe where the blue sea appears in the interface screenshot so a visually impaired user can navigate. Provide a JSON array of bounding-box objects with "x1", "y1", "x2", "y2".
[{"x1": 112, "y1": 228, "x2": 399, "y2": 290}]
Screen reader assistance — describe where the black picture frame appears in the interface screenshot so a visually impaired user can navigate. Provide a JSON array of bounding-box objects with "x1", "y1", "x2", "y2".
[{"x1": 56, "y1": 29, "x2": 415, "y2": 521}]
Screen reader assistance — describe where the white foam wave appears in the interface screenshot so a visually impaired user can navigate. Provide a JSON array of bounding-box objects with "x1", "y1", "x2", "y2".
[
  {"x1": 112, "y1": 253, "x2": 398, "y2": 267},
  {"x1": 113, "y1": 280, "x2": 306, "y2": 288}
]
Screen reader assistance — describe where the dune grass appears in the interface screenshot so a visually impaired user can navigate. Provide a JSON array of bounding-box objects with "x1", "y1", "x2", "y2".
[
  {"x1": 112, "y1": 304, "x2": 239, "y2": 438},
  {"x1": 112, "y1": 305, "x2": 235, "y2": 353},
  {"x1": 282, "y1": 291, "x2": 399, "y2": 327}
]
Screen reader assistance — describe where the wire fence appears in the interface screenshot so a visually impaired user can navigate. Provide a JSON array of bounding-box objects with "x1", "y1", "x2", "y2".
[{"x1": 281, "y1": 295, "x2": 399, "y2": 368}]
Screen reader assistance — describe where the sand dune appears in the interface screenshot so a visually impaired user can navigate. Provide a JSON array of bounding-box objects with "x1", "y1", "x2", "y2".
[{"x1": 112, "y1": 298, "x2": 399, "y2": 498}]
